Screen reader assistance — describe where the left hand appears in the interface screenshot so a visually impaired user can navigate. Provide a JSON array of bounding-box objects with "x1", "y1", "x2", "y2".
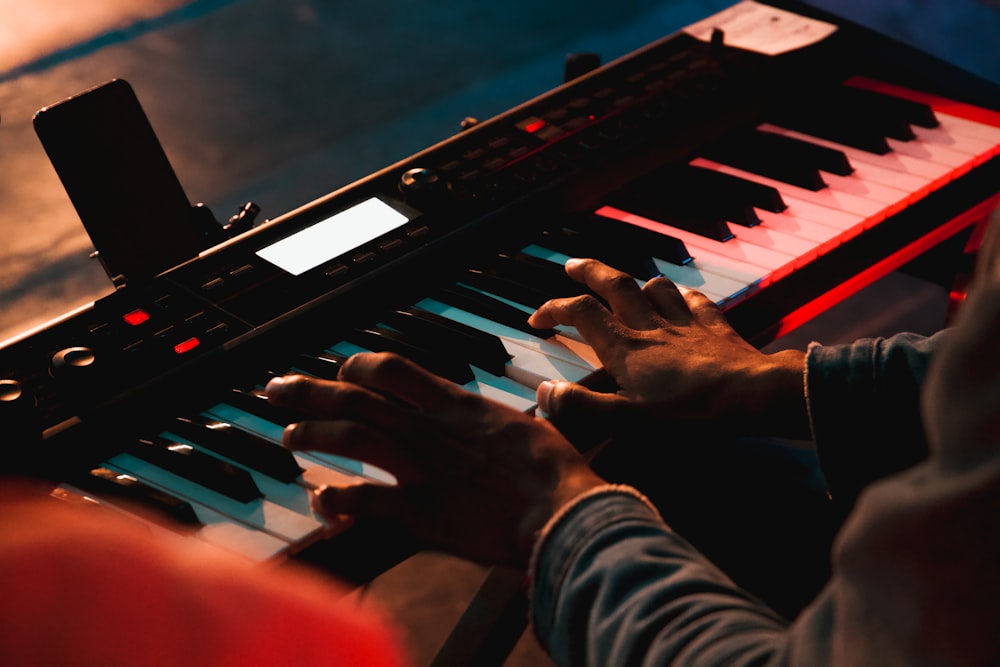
[{"x1": 265, "y1": 352, "x2": 605, "y2": 568}]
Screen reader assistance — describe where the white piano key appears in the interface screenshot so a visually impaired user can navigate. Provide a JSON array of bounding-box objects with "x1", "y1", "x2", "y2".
[
  {"x1": 54, "y1": 482, "x2": 289, "y2": 562},
  {"x1": 108, "y1": 452, "x2": 327, "y2": 544},
  {"x1": 203, "y1": 402, "x2": 394, "y2": 484},
  {"x1": 161, "y1": 430, "x2": 324, "y2": 518},
  {"x1": 757, "y1": 122, "x2": 956, "y2": 185},
  {"x1": 885, "y1": 135, "x2": 977, "y2": 171},
  {"x1": 819, "y1": 170, "x2": 910, "y2": 206},
  {"x1": 775, "y1": 193, "x2": 867, "y2": 236},
  {"x1": 595, "y1": 204, "x2": 798, "y2": 281},
  {"x1": 414, "y1": 297, "x2": 598, "y2": 387},
  {"x1": 520, "y1": 244, "x2": 751, "y2": 306},
  {"x1": 724, "y1": 220, "x2": 821, "y2": 267},
  {"x1": 690, "y1": 157, "x2": 889, "y2": 220},
  {"x1": 327, "y1": 340, "x2": 538, "y2": 412},
  {"x1": 914, "y1": 112, "x2": 1000, "y2": 156},
  {"x1": 751, "y1": 207, "x2": 844, "y2": 254}
]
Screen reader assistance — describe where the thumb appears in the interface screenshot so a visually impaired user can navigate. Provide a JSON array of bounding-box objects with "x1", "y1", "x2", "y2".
[{"x1": 537, "y1": 380, "x2": 637, "y2": 450}]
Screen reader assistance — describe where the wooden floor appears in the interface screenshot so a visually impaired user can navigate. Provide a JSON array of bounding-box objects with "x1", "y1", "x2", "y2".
[{"x1": 1, "y1": 2, "x2": 997, "y2": 665}]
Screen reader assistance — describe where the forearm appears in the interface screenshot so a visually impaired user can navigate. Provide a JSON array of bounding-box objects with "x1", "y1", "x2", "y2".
[
  {"x1": 531, "y1": 487, "x2": 794, "y2": 667},
  {"x1": 806, "y1": 331, "x2": 944, "y2": 507}
]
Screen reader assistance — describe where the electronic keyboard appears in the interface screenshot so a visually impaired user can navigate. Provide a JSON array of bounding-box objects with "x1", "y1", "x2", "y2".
[{"x1": 3, "y1": 0, "x2": 999, "y2": 580}]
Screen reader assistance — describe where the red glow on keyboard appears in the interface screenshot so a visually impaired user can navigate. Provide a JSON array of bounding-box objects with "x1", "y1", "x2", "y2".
[
  {"x1": 123, "y1": 309, "x2": 150, "y2": 326},
  {"x1": 173, "y1": 337, "x2": 200, "y2": 355}
]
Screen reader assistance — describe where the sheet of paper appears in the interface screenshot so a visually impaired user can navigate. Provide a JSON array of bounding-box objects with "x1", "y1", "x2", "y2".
[{"x1": 683, "y1": 0, "x2": 838, "y2": 56}]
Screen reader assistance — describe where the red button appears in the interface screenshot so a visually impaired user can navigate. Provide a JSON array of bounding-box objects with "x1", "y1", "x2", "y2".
[
  {"x1": 123, "y1": 309, "x2": 150, "y2": 326},
  {"x1": 173, "y1": 337, "x2": 200, "y2": 355}
]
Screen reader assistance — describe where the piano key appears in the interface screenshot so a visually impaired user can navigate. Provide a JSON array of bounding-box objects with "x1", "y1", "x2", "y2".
[
  {"x1": 431, "y1": 284, "x2": 556, "y2": 338},
  {"x1": 676, "y1": 163, "x2": 788, "y2": 212},
  {"x1": 106, "y1": 453, "x2": 326, "y2": 544},
  {"x1": 203, "y1": 401, "x2": 386, "y2": 482},
  {"x1": 381, "y1": 306, "x2": 513, "y2": 377},
  {"x1": 327, "y1": 339, "x2": 538, "y2": 413},
  {"x1": 459, "y1": 268, "x2": 553, "y2": 310},
  {"x1": 345, "y1": 325, "x2": 476, "y2": 385},
  {"x1": 767, "y1": 103, "x2": 892, "y2": 154},
  {"x1": 124, "y1": 435, "x2": 262, "y2": 503},
  {"x1": 840, "y1": 82, "x2": 939, "y2": 129},
  {"x1": 594, "y1": 204, "x2": 798, "y2": 279},
  {"x1": 165, "y1": 415, "x2": 305, "y2": 483},
  {"x1": 689, "y1": 157, "x2": 889, "y2": 219},
  {"x1": 885, "y1": 134, "x2": 980, "y2": 173},
  {"x1": 915, "y1": 112, "x2": 1000, "y2": 156},
  {"x1": 641, "y1": 164, "x2": 766, "y2": 226},
  {"x1": 522, "y1": 243, "x2": 754, "y2": 307},
  {"x1": 539, "y1": 215, "x2": 687, "y2": 276},
  {"x1": 700, "y1": 130, "x2": 831, "y2": 190},
  {"x1": 72, "y1": 466, "x2": 201, "y2": 526},
  {"x1": 757, "y1": 123, "x2": 955, "y2": 185},
  {"x1": 776, "y1": 192, "x2": 868, "y2": 237},
  {"x1": 605, "y1": 176, "x2": 735, "y2": 241},
  {"x1": 767, "y1": 84, "x2": 925, "y2": 152},
  {"x1": 414, "y1": 297, "x2": 598, "y2": 387},
  {"x1": 60, "y1": 478, "x2": 292, "y2": 562},
  {"x1": 492, "y1": 251, "x2": 593, "y2": 299},
  {"x1": 751, "y1": 208, "x2": 845, "y2": 256},
  {"x1": 227, "y1": 386, "x2": 306, "y2": 427},
  {"x1": 288, "y1": 352, "x2": 348, "y2": 380}
]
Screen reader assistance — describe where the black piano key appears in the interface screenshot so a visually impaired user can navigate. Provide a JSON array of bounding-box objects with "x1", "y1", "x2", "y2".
[
  {"x1": 700, "y1": 131, "x2": 829, "y2": 191},
  {"x1": 125, "y1": 435, "x2": 263, "y2": 503},
  {"x1": 678, "y1": 164, "x2": 789, "y2": 211},
  {"x1": 381, "y1": 307, "x2": 512, "y2": 377},
  {"x1": 767, "y1": 95, "x2": 893, "y2": 155},
  {"x1": 228, "y1": 386, "x2": 308, "y2": 427},
  {"x1": 546, "y1": 212, "x2": 692, "y2": 271},
  {"x1": 754, "y1": 130, "x2": 853, "y2": 176},
  {"x1": 431, "y1": 284, "x2": 557, "y2": 338},
  {"x1": 346, "y1": 325, "x2": 476, "y2": 385},
  {"x1": 75, "y1": 466, "x2": 202, "y2": 527},
  {"x1": 459, "y1": 268, "x2": 553, "y2": 309},
  {"x1": 838, "y1": 84, "x2": 937, "y2": 128},
  {"x1": 491, "y1": 252, "x2": 589, "y2": 299},
  {"x1": 651, "y1": 164, "x2": 762, "y2": 226},
  {"x1": 605, "y1": 181, "x2": 734, "y2": 241},
  {"x1": 289, "y1": 352, "x2": 348, "y2": 380},
  {"x1": 167, "y1": 415, "x2": 305, "y2": 483}
]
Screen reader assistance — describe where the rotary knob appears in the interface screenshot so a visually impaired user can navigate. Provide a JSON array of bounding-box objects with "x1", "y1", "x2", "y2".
[
  {"x1": 0, "y1": 379, "x2": 41, "y2": 469},
  {"x1": 50, "y1": 346, "x2": 97, "y2": 378},
  {"x1": 398, "y1": 167, "x2": 440, "y2": 194}
]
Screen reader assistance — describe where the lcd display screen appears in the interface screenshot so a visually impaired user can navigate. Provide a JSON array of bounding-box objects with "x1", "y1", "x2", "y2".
[{"x1": 255, "y1": 197, "x2": 409, "y2": 276}]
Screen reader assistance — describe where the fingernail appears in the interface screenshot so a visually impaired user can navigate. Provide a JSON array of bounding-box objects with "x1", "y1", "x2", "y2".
[
  {"x1": 565, "y1": 257, "x2": 584, "y2": 270},
  {"x1": 264, "y1": 375, "x2": 287, "y2": 397},
  {"x1": 537, "y1": 380, "x2": 560, "y2": 413}
]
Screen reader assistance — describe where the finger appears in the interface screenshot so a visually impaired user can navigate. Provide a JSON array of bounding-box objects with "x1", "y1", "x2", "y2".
[
  {"x1": 337, "y1": 352, "x2": 466, "y2": 413},
  {"x1": 678, "y1": 286, "x2": 735, "y2": 333},
  {"x1": 282, "y1": 419, "x2": 426, "y2": 484},
  {"x1": 529, "y1": 291, "x2": 615, "y2": 334},
  {"x1": 266, "y1": 373, "x2": 421, "y2": 440},
  {"x1": 314, "y1": 482, "x2": 403, "y2": 523},
  {"x1": 563, "y1": 258, "x2": 664, "y2": 329},
  {"x1": 537, "y1": 379, "x2": 638, "y2": 426},
  {"x1": 640, "y1": 276, "x2": 694, "y2": 323}
]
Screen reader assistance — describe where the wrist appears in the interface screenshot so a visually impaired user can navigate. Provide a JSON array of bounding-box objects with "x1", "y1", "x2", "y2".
[{"x1": 748, "y1": 349, "x2": 810, "y2": 438}]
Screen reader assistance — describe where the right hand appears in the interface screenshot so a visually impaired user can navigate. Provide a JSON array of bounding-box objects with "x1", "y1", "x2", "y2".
[{"x1": 528, "y1": 259, "x2": 809, "y2": 438}]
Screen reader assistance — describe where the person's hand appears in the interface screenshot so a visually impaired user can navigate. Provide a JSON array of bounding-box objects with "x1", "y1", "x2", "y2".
[
  {"x1": 265, "y1": 353, "x2": 605, "y2": 568},
  {"x1": 528, "y1": 259, "x2": 809, "y2": 438},
  {"x1": 922, "y1": 209, "x2": 1000, "y2": 470}
]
